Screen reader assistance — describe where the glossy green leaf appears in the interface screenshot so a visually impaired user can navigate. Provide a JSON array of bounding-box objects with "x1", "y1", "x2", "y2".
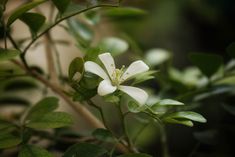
[
  {"x1": 63, "y1": 143, "x2": 107, "y2": 157},
  {"x1": 165, "y1": 111, "x2": 207, "y2": 123},
  {"x1": 20, "y1": 12, "x2": 46, "y2": 34},
  {"x1": 84, "y1": 47, "x2": 100, "y2": 61},
  {"x1": 132, "y1": 70, "x2": 156, "y2": 85},
  {"x1": 26, "y1": 112, "x2": 73, "y2": 129},
  {"x1": 105, "y1": 7, "x2": 147, "y2": 18},
  {"x1": 92, "y1": 128, "x2": 115, "y2": 142},
  {"x1": 18, "y1": 145, "x2": 53, "y2": 157},
  {"x1": 52, "y1": 0, "x2": 71, "y2": 14},
  {"x1": 7, "y1": 0, "x2": 47, "y2": 26},
  {"x1": 0, "y1": 49, "x2": 20, "y2": 61},
  {"x1": 163, "y1": 118, "x2": 194, "y2": 127},
  {"x1": 103, "y1": 94, "x2": 120, "y2": 103},
  {"x1": 68, "y1": 57, "x2": 84, "y2": 81},
  {"x1": 127, "y1": 101, "x2": 146, "y2": 113},
  {"x1": 26, "y1": 97, "x2": 59, "y2": 120},
  {"x1": 156, "y1": 99, "x2": 184, "y2": 106},
  {"x1": 62, "y1": 3, "x2": 85, "y2": 17},
  {"x1": 0, "y1": 133, "x2": 21, "y2": 148},
  {"x1": 189, "y1": 53, "x2": 223, "y2": 78},
  {"x1": 99, "y1": 37, "x2": 128, "y2": 56},
  {"x1": 79, "y1": 73, "x2": 100, "y2": 89},
  {"x1": 84, "y1": 10, "x2": 100, "y2": 25},
  {"x1": 73, "y1": 87, "x2": 97, "y2": 102},
  {"x1": 117, "y1": 153, "x2": 152, "y2": 157},
  {"x1": 67, "y1": 18, "x2": 94, "y2": 48},
  {"x1": 226, "y1": 42, "x2": 235, "y2": 58}
]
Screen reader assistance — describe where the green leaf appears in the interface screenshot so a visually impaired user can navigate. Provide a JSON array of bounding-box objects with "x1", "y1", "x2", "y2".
[
  {"x1": 145, "y1": 48, "x2": 171, "y2": 66},
  {"x1": 150, "y1": 99, "x2": 184, "y2": 114},
  {"x1": 103, "y1": 94, "x2": 120, "y2": 103},
  {"x1": 67, "y1": 18, "x2": 94, "y2": 48},
  {"x1": 26, "y1": 112, "x2": 73, "y2": 129},
  {"x1": 165, "y1": 111, "x2": 207, "y2": 123},
  {"x1": 68, "y1": 57, "x2": 84, "y2": 81},
  {"x1": 92, "y1": 128, "x2": 115, "y2": 142},
  {"x1": 127, "y1": 101, "x2": 146, "y2": 113},
  {"x1": 72, "y1": 87, "x2": 97, "y2": 102},
  {"x1": 226, "y1": 42, "x2": 235, "y2": 58},
  {"x1": 62, "y1": 3, "x2": 85, "y2": 17},
  {"x1": 0, "y1": 49, "x2": 20, "y2": 61},
  {"x1": 63, "y1": 143, "x2": 107, "y2": 157},
  {"x1": 18, "y1": 145, "x2": 53, "y2": 157},
  {"x1": 20, "y1": 12, "x2": 46, "y2": 34},
  {"x1": 132, "y1": 70, "x2": 156, "y2": 85},
  {"x1": 0, "y1": 133, "x2": 21, "y2": 148},
  {"x1": 84, "y1": 10, "x2": 100, "y2": 25},
  {"x1": 99, "y1": 37, "x2": 128, "y2": 56},
  {"x1": 84, "y1": 47, "x2": 100, "y2": 62},
  {"x1": 156, "y1": 99, "x2": 184, "y2": 106},
  {"x1": 7, "y1": 0, "x2": 47, "y2": 26},
  {"x1": 52, "y1": 0, "x2": 71, "y2": 14},
  {"x1": 189, "y1": 53, "x2": 223, "y2": 78},
  {"x1": 4, "y1": 79, "x2": 38, "y2": 91},
  {"x1": 0, "y1": 96, "x2": 30, "y2": 106},
  {"x1": 163, "y1": 118, "x2": 194, "y2": 127},
  {"x1": 79, "y1": 72, "x2": 100, "y2": 89},
  {"x1": 26, "y1": 97, "x2": 59, "y2": 120},
  {"x1": 105, "y1": 7, "x2": 147, "y2": 18},
  {"x1": 0, "y1": 120, "x2": 17, "y2": 133},
  {"x1": 117, "y1": 153, "x2": 152, "y2": 157}
]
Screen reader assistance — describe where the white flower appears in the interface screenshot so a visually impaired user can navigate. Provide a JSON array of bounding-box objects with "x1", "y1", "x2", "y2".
[{"x1": 84, "y1": 52, "x2": 149, "y2": 105}]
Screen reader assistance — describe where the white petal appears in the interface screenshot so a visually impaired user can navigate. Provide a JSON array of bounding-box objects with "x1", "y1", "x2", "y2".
[
  {"x1": 98, "y1": 80, "x2": 117, "y2": 96},
  {"x1": 119, "y1": 85, "x2": 148, "y2": 105},
  {"x1": 98, "y1": 53, "x2": 116, "y2": 79},
  {"x1": 121, "y1": 60, "x2": 149, "y2": 82},
  {"x1": 84, "y1": 61, "x2": 109, "y2": 80}
]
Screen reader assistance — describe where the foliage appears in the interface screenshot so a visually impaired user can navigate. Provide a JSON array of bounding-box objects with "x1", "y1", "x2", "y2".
[{"x1": 0, "y1": 0, "x2": 234, "y2": 157}]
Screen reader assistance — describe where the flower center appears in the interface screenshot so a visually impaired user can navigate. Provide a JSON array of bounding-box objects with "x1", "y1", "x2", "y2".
[{"x1": 111, "y1": 66, "x2": 125, "y2": 86}]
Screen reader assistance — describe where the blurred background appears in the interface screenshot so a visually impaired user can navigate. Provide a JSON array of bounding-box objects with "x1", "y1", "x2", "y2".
[
  {"x1": 1, "y1": 0, "x2": 235, "y2": 157},
  {"x1": 114, "y1": 0, "x2": 235, "y2": 157}
]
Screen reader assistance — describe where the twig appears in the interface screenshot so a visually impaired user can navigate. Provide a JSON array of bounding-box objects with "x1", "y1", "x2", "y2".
[
  {"x1": 22, "y1": 4, "x2": 118, "y2": 56},
  {"x1": 44, "y1": 33, "x2": 59, "y2": 85}
]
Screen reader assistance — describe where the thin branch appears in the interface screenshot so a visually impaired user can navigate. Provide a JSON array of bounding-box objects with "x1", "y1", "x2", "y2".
[
  {"x1": 44, "y1": 33, "x2": 59, "y2": 85},
  {"x1": 22, "y1": 4, "x2": 118, "y2": 55}
]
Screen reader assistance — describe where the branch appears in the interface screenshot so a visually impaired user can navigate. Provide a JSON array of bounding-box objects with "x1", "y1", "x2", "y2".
[
  {"x1": 11, "y1": 60, "x2": 130, "y2": 153},
  {"x1": 22, "y1": 4, "x2": 118, "y2": 56},
  {"x1": 44, "y1": 33, "x2": 59, "y2": 85}
]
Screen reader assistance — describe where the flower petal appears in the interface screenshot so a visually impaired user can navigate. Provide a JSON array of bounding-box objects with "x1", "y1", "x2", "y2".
[
  {"x1": 121, "y1": 60, "x2": 149, "y2": 82},
  {"x1": 98, "y1": 80, "x2": 117, "y2": 96},
  {"x1": 84, "y1": 61, "x2": 109, "y2": 80},
  {"x1": 119, "y1": 85, "x2": 148, "y2": 105},
  {"x1": 98, "y1": 53, "x2": 116, "y2": 79}
]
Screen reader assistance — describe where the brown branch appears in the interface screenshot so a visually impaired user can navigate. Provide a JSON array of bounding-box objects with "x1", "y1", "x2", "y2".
[
  {"x1": 11, "y1": 60, "x2": 130, "y2": 153},
  {"x1": 44, "y1": 33, "x2": 59, "y2": 85}
]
